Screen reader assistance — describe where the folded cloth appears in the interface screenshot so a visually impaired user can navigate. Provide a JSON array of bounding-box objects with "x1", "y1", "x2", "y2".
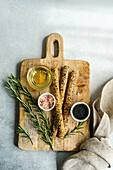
[{"x1": 62, "y1": 79, "x2": 113, "y2": 170}]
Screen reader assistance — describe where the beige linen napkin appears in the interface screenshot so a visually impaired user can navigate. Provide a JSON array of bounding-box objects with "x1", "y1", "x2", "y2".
[{"x1": 62, "y1": 79, "x2": 113, "y2": 170}]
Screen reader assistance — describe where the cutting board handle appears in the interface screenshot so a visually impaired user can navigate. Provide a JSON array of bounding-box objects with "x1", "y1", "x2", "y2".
[{"x1": 46, "y1": 33, "x2": 64, "y2": 59}]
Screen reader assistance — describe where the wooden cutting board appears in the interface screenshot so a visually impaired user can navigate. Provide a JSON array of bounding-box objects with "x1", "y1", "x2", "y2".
[{"x1": 18, "y1": 33, "x2": 90, "y2": 151}]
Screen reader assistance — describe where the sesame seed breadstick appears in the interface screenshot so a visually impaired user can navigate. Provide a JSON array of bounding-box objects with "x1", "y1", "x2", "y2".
[
  {"x1": 63, "y1": 71, "x2": 76, "y2": 130},
  {"x1": 60, "y1": 66, "x2": 69, "y2": 106},
  {"x1": 51, "y1": 68, "x2": 65, "y2": 138}
]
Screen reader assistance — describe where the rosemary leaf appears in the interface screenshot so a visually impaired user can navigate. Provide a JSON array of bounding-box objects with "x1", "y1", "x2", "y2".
[
  {"x1": 17, "y1": 126, "x2": 33, "y2": 145},
  {"x1": 64, "y1": 121, "x2": 86, "y2": 139},
  {"x1": 75, "y1": 131, "x2": 84, "y2": 135}
]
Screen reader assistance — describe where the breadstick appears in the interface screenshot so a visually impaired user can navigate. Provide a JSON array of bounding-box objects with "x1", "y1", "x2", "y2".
[
  {"x1": 51, "y1": 68, "x2": 65, "y2": 138},
  {"x1": 63, "y1": 71, "x2": 76, "y2": 129},
  {"x1": 60, "y1": 66, "x2": 69, "y2": 106}
]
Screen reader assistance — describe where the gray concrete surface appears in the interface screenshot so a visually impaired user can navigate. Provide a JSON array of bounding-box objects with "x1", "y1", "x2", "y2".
[{"x1": 0, "y1": 0, "x2": 113, "y2": 170}]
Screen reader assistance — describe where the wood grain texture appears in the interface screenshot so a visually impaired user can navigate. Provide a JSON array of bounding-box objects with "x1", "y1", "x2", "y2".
[{"x1": 18, "y1": 33, "x2": 90, "y2": 151}]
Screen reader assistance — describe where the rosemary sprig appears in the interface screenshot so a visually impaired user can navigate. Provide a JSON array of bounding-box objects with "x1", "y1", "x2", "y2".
[
  {"x1": 5, "y1": 74, "x2": 53, "y2": 149},
  {"x1": 17, "y1": 125, "x2": 33, "y2": 145},
  {"x1": 64, "y1": 121, "x2": 85, "y2": 139},
  {"x1": 8, "y1": 74, "x2": 36, "y2": 103}
]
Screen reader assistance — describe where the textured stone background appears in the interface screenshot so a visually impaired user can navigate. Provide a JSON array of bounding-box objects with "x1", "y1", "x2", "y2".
[{"x1": 0, "y1": 0, "x2": 113, "y2": 170}]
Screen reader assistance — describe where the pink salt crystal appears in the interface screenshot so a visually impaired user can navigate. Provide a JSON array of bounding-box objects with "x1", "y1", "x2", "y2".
[{"x1": 39, "y1": 94, "x2": 54, "y2": 110}]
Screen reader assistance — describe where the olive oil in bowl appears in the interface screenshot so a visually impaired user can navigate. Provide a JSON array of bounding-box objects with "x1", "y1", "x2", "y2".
[{"x1": 27, "y1": 65, "x2": 52, "y2": 90}]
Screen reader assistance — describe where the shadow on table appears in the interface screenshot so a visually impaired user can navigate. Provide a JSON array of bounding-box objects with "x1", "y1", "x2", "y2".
[
  {"x1": 14, "y1": 62, "x2": 21, "y2": 147},
  {"x1": 41, "y1": 35, "x2": 47, "y2": 59}
]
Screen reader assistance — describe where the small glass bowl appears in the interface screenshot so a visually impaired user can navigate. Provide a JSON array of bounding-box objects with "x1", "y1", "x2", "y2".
[{"x1": 27, "y1": 65, "x2": 52, "y2": 91}]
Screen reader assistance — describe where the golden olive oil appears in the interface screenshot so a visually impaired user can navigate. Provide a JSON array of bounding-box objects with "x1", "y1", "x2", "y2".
[
  {"x1": 27, "y1": 65, "x2": 52, "y2": 90},
  {"x1": 32, "y1": 69, "x2": 48, "y2": 85}
]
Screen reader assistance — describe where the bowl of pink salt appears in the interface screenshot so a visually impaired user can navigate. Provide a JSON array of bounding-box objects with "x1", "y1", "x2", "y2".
[{"x1": 38, "y1": 93, "x2": 56, "y2": 111}]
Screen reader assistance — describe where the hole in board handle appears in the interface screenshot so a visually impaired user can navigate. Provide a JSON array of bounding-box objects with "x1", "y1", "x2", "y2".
[{"x1": 52, "y1": 40, "x2": 59, "y2": 58}]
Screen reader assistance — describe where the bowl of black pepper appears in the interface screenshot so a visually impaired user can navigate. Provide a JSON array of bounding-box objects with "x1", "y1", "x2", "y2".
[{"x1": 70, "y1": 102, "x2": 90, "y2": 122}]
